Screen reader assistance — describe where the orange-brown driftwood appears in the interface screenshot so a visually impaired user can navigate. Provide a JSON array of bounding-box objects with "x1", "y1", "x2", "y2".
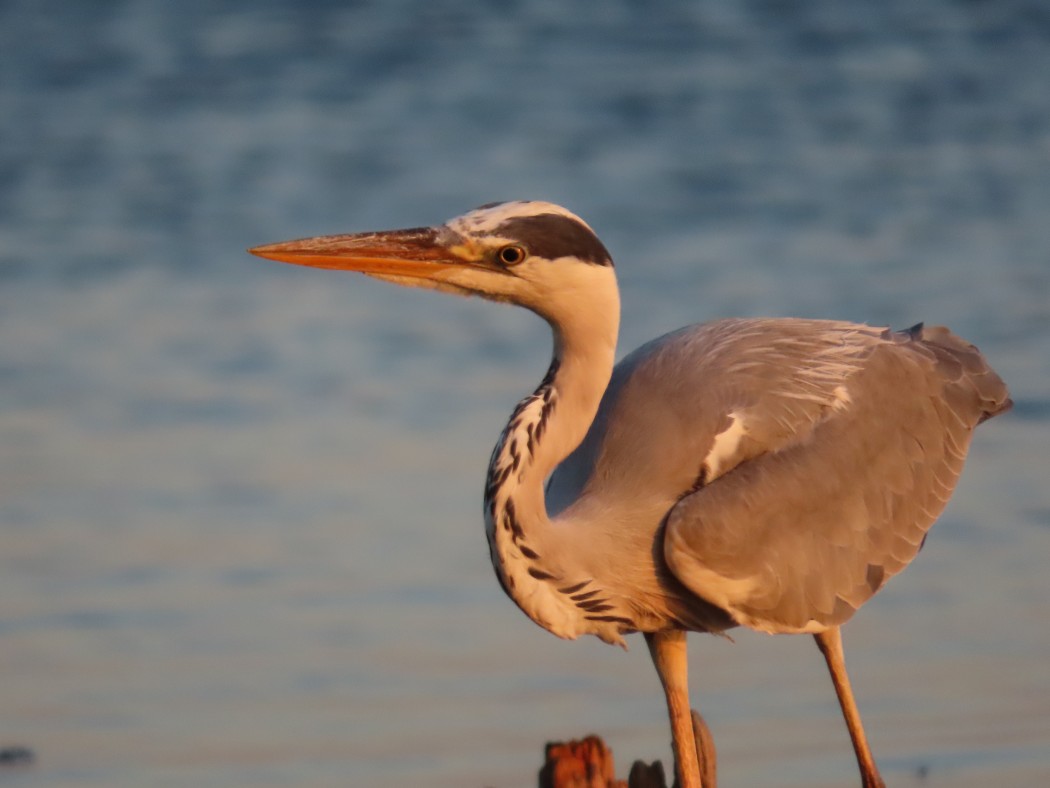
[{"x1": 538, "y1": 709, "x2": 716, "y2": 788}]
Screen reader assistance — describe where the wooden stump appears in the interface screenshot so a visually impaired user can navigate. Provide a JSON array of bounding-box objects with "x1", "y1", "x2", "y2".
[
  {"x1": 688, "y1": 709, "x2": 718, "y2": 788},
  {"x1": 538, "y1": 735, "x2": 622, "y2": 788},
  {"x1": 538, "y1": 709, "x2": 716, "y2": 788}
]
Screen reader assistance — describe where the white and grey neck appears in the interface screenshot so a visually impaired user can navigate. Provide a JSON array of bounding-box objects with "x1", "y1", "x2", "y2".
[{"x1": 482, "y1": 281, "x2": 624, "y2": 644}]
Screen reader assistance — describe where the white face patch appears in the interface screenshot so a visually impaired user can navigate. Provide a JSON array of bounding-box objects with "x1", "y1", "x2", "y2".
[{"x1": 702, "y1": 412, "x2": 748, "y2": 482}]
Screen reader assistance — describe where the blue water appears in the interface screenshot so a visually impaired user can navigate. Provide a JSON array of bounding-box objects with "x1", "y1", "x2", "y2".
[{"x1": 2, "y1": 1, "x2": 1048, "y2": 786}]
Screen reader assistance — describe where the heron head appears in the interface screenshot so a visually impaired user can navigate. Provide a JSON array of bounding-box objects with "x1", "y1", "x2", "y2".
[{"x1": 250, "y1": 201, "x2": 618, "y2": 322}]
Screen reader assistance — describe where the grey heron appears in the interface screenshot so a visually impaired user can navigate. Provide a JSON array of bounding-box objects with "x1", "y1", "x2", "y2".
[{"x1": 251, "y1": 201, "x2": 1011, "y2": 788}]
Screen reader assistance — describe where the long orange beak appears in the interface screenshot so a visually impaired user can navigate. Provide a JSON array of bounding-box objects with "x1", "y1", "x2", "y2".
[{"x1": 249, "y1": 226, "x2": 468, "y2": 278}]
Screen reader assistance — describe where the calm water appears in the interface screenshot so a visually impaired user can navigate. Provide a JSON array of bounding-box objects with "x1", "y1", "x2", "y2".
[{"x1": 2, "y1": 1, "x2": 1048, "y2": 786}]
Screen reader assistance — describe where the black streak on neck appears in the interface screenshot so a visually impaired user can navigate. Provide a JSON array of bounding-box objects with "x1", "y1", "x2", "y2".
[{"x1": 484, "y1": 357, "x2": 564, "y2": 587}]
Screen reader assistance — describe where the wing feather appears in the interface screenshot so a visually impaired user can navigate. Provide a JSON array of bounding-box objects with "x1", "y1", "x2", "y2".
[{"x1": 663, "y1": 322, "x2": 1010, "y2": 634}]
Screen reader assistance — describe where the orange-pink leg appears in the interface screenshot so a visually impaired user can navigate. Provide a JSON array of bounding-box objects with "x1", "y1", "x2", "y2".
[
  {"x1": 646, "y1": 630, "x2": 704, "y2": 788},
  {"x1": 814, "y1": 626, "x2": 886, "y2": 788}
]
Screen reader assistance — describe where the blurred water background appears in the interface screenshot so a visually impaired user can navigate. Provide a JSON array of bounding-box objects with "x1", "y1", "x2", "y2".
[{"x1": 1, "y1": 1, "x2": 1048, "y2": 786}]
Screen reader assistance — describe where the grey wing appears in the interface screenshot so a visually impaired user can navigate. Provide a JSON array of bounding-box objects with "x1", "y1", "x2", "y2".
[
  {"x1": 664, "y1": 323, "x2": 1011, "y2": 634},
  {"x1": 550, "y1": 318, "x2": 885, "y2": 518}
]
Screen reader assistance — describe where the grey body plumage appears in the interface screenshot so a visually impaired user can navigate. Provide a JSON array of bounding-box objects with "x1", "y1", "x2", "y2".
[{"x1": 549, "y1": 318, "x2": 1008, "y2": 637}]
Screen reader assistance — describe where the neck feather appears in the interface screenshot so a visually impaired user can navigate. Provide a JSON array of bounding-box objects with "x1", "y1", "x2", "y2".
[{"x1": 483, "y1": 288, "x2": 619, "y2": 641}]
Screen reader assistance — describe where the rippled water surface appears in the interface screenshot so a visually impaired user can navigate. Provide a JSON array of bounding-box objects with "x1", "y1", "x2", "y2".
[{"x1": 2, "y1": 1, "x2": 1048, "y2": 786}]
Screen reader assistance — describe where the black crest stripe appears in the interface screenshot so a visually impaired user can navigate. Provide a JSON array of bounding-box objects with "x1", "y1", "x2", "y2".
[{"x1": 495, "y1": 214, "x2": 612, "y2": 266}]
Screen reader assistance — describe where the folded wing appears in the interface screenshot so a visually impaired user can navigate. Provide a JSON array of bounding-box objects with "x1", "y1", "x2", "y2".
[{"x1": 663, "y1": 322, "x2": 1010, "y2": 634}]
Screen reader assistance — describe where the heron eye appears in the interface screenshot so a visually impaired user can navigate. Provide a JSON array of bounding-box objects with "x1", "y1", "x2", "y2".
[{"x1": 497, "y1": 245, "x2": 527, "y2": 266}]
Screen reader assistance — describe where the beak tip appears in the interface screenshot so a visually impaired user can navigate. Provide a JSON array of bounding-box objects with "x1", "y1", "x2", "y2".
[{"x1": 249, "y1": 243, "x2": 302, "y2": 265}]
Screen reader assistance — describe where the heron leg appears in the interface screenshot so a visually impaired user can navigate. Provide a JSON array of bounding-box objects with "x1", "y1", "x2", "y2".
[
  {"x1": 645, "y1": 630, "x2": 704, "y2": 788},
  {"x1": 814, "y1": 627, "x2": 885, "y2": 788}
]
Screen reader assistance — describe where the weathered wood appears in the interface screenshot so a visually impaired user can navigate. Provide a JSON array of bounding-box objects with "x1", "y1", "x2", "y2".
[
  {"x1": 626, "y1": 759, "x2": 667, "y2": 788},
  {"x1": 690, "y1": 710, "x2": 717, "y2": 788},
  {"x1": 539, "y1": 735, "x2": 623, "y2": 788},
  {"x1": 538, "y1": 708, "x2": 716, "y2": 788}
]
